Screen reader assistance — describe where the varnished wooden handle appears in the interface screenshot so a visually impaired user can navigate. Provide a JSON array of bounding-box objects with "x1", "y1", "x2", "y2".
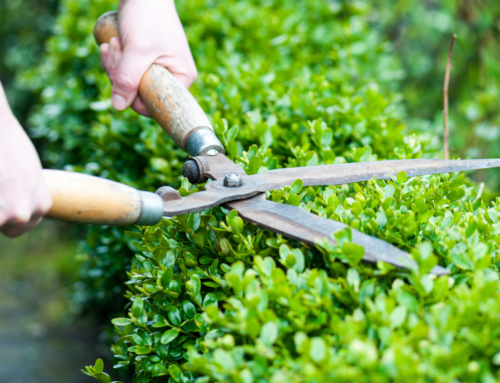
[
  {"x1": 94, "y1": 11, "x2": 223, "y2": 156},
  {"x1": 43, "y1": 170, "x2": 163, "y2": 226}
]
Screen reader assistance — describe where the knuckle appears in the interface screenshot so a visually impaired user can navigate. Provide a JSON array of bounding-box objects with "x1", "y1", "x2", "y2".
[
  {"x1": 37, "y1": 198, "x2": 53, "y2": 216},
  {"x1": 189, "y1": 67, "x2": 198, "y2": 83},
  {"x1": 114, "y1": 73, "x2": 137, "y2": 92},
  {"x1": 9, "y1": 211, "x2": 31, "y2": 225},
  {"x1": 182, "y1": 65, "x2": 198, "y2": 88}
]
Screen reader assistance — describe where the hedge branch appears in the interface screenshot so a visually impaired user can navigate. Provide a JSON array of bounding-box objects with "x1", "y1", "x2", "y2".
[{"x1": 443, "y1": 34, "x2": 457, "y2": 160}]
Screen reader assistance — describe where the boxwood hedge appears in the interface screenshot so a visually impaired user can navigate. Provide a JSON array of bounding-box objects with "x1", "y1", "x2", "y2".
[{"x1": 23, "y1": 0, "x2": 500, "y2": 382}]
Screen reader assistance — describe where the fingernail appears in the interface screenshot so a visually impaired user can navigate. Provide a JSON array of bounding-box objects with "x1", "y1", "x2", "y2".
[
  {"x1": 112, "y1": 94, "x2": 127, "y2": 110},
  {"x1": 108, "y1": 41, "x2": 115, "y2": 55}
]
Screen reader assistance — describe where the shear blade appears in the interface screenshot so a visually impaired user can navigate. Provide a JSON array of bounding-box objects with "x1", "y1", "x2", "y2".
[
  {"x1": 226, "y1": 194, "x2": 448, "y2": 276},
  {"x1": 250, "y1": 158, "x2": 500, "y2": 192},
  {"x1": 164, "y1": 158, "x2": 500, "y2": 215}
]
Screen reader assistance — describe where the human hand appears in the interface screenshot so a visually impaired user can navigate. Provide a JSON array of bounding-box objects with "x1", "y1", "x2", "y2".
[
  {"x1": 0, "y1": 83, "x2": 52, "y2": 237},
  {"x1": 99, "y1": 0, "x2": 197, "y2": 116}
]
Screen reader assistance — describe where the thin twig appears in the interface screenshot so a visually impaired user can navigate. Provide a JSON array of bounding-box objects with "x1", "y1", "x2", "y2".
[{"x1": 443, "y1": 34, "x2": 457, "y2": 160}]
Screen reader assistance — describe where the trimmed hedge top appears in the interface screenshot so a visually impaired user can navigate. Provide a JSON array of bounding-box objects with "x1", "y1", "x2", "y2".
[{"x1": 23, "y1": 0, "x2": 500, "y2": 382}]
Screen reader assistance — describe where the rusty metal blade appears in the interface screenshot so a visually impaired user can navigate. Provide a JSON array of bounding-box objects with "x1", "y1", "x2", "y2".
[
  {"x1": 226, "y1": 194, "x2": 448, "y2": 276},
  {"x1": 163, "y1": 188, "x2": 261, "y2": 216},
  {"x1": 249, "y1": 158, "x2": 500, "y2": 192},
  {"x1": 164, "y1": 158, "x2": 500, "y2": 215}
]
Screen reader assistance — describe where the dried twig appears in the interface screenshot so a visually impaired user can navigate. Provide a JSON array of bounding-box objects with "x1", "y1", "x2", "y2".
[{"x1": 443, "y1": 34, "x2": 457, "y2": 160}]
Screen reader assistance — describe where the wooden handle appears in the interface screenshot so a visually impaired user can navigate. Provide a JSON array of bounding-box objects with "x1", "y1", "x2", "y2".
[
  {"x1": 94, "y1": 11, "x2": 223, "y2": 156},
  {"x1": 43, "y1": 170, "x2": 163, "y2": 226}
]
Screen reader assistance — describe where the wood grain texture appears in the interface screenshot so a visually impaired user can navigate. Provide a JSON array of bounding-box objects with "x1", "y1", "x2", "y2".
[
  {"x1": 139, "y1": 65, "x2": 212, "y2": 149},
  {"x1": 43, "y1": 170, "x2": 141, "y2": 225},
  {"x1": 94, "y1": 11, "x2": 213, "y2": 150}
]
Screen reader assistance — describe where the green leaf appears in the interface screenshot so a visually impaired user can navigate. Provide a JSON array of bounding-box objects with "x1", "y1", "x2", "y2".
[
  {"x1": 249, "y1": 156, "x2": 262, "y2": 175},
  {"x1": 111, "y1": 318, "x2": 131, "y2": 326},
  {"x1": 134, "y1": 346, "x2": 151, "y2": 355},
  {"x1": 203, "y1": 293, "x2": 218, "y2": 309},
  {"x1": 190, "y1": 274, "x2": 201, "y2": 295},
  {"x1": 389, "y1": 306, "x2": 408, "y2": 328},
  {"x1": 226, "y1": 125, "x2": 239, "y2": 140},
  {"x1": 346, "y1": 268, "x2": 360, "y2": 292},
  {"x1": 259, "y1": 321, "x2": 278, "y2": 346},
  {"x1": 95, "y1": 358, "x2": 104, "y2": 374},
  {"x1": 227, "y1": 139, "x2": 238, "y2": 158},
  {"x1": 133, "y1": 328, "x2": 152, "y2": 346},
  {"x1": 309, "y1": 337, "x2": 327, "y2": 362},
  {"x1": 397, "y1": 171, "x2": 407, "y2": 185},
  {"x1": 168, "y1": 307, "x2": 182, "y2": 327},
  {"x1": 161, "y1": 329, "x2": 180, "y2": 344},
  {"x1": 160, "y1": 268, "x2": 173, "y2": 289},
  {"x1": 290, "y1": 179, "x2": 303, "y2": 194},
  {"x1": 131, "y1": 298, "x2": 144, "y2": 319},
  {"x1": 290, "y1": 249, "x2": 305, "y2": 273},
  {"x1": 230, "y1": 216, "x2": 244, "y2": 235},
  {"x1": 288, "y1": 193, "x2": 301, "y2": 206},
  {"x1": 168, "y1": 364, "x2": 183, "y2": 382},
  {"x1": 152, "y1": 314, "x2": 168, "y2": 328},
  {"x1": 182, "y1": 300, "x2": 197, "y2": 319},
  {"x1": 321, "y1": 128, "x2": 333, "y2": 147},
  {"x1": 213, "y1": 349, "x2": 235, "y2": 370},
  {"x1": 187, "y1": 212, "x2": 201, "y2": 232}
]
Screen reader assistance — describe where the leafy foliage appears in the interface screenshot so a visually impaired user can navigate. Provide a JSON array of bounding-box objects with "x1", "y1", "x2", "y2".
[
  {"x1": 21, "y1": 0, "x2": 414, "y2": 318},
  {"x1": 0, "y1": 0, "x2": 59, "y2": 124},
  {"x1": 21, "y1": 0, "x2": 500, "y2": 382},
  {"x1": 371, "y1": 0, "x2": 500, "y2": 186}
]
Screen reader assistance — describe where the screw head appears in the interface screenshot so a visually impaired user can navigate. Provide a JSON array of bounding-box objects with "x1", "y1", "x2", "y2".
[{"x1": 224, "y1": 173, "x2": 243, "y2": 187}]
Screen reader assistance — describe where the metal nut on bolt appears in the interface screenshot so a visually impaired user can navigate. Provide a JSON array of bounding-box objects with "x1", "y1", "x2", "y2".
[{"x1": 223, "y1": 173, "x2": 243, "y2": 187}]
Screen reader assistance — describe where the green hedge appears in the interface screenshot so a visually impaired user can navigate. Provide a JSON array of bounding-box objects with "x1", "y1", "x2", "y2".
[
  {"x1": 372, "y1": 0, "x2": 500, "y2": 186},
  {"x1": 0, "y1": 0, "x2": 59, "y2": 124},
  {"x1": 23, "y1": 0, "x2": 500, "y2": 382}
]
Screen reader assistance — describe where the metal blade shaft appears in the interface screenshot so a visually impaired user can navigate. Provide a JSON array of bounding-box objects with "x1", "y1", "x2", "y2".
[
  {"x1": 250, "y1": 158, "x2": 500, "y2": 192},
  {"x1": 164, "y1": 158, "x2": 500, "y2": 215},
  {"x1": 226, "y1": 194, "x2": 448, "y2": 276}
]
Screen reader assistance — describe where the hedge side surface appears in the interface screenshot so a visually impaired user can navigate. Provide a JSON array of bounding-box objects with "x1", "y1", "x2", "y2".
[{"x1": 23, "y1": 0, "x2": 500, "y2": 382}]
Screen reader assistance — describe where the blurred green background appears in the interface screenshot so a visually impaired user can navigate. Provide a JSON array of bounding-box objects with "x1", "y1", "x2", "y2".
[{"x1": 0, "y1": 0, "x2": 498, "y2": 381}]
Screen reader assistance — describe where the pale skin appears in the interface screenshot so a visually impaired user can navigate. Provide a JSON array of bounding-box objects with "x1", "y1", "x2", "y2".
[
  {"x1": 0, "y1": 0, "x2": 195, "y2": 236},
  {"x1": 100, "y1": 0, "x2": 197, "y2": 115},
  {"x1": 0, "y1": 81, "x2": 53, "y2": 237}
]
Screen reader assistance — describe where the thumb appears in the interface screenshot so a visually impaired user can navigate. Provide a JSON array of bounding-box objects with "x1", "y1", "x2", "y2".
[{"x1": 111, "y1": 44, "x2": 154, "y2": 111}]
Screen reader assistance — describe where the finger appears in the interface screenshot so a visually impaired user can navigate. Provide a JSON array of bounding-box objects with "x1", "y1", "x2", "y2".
[
  {"x1": 99, "y1": 43, "x2": 110, "y2": 73},
  {"x1": 106, "y1": 39, "x2": 118, "y2": 82},
  {"x1": 154, "y1": 55, "x2": 198, "y2": 89},
  {"x1": 172, "y1": 70, "x2": 197, "y2": 89},
  {"x1": 3, "y1": 203, "x2": 32, "y2": 226},
  {"x1": 110, "y1": 37, "x2": 123, "y2": 68},
  {"x1": 34, "y1": 178, "x2": 53, "y2": 216},
  {"x1": 1, "y1": 214, "x2": 43, "y2": 238},
  {"x1": 111, "y1": 43, "x2": 154, "y2": 111},
  {"x1": 131, "y1": 96, "x2": 151, "y2": 117}
]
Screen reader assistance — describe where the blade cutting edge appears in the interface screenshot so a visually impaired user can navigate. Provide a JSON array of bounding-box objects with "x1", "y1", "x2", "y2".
[{"x1": 226, "y1": 194, "x2": 448, "y2": 276}]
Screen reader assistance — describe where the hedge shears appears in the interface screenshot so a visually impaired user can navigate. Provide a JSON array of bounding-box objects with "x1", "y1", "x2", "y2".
[{"x1": 43, "y1": 11, "x2": 500, "y2": 276}]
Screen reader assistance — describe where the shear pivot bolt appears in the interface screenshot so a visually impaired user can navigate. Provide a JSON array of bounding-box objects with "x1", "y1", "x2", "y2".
[{"x1": 224, "y1": 173, "x2": 242, "y2": 187}]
